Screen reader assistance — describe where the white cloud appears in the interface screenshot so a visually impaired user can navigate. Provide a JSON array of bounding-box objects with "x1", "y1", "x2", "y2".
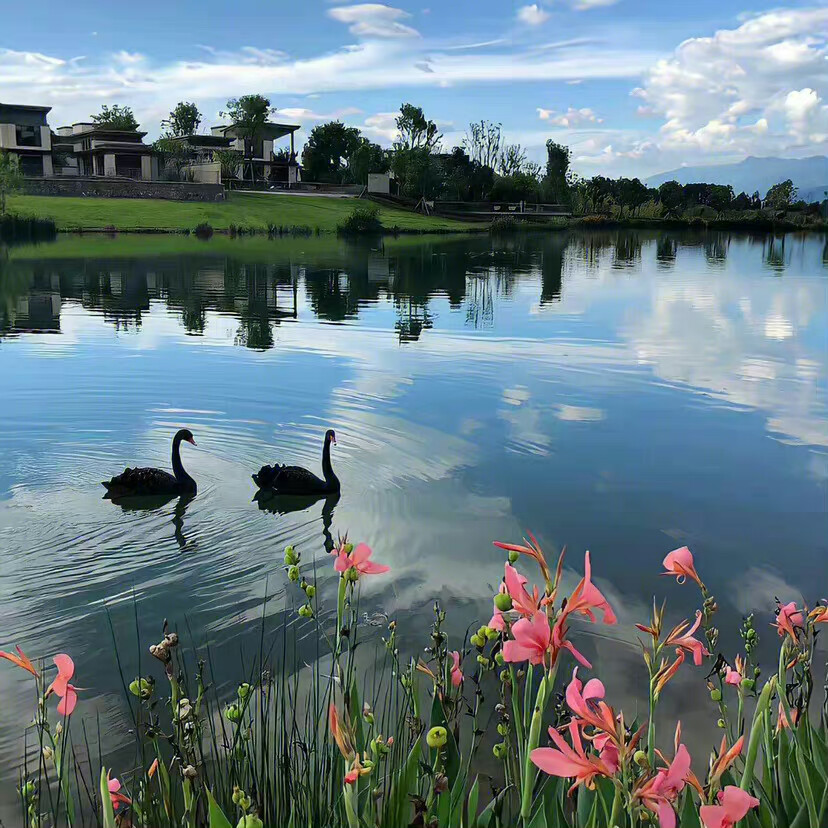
[
  {"x1": 573, "y1": 0, "x2": 619, "y2": 8},
  {"x1": 538, "y1": 106, "x2": 602, "y2": 126},
  {"x1": 277, "y1": 106, "x2": 363, "y2": 122},
  {"x1": 517, "y1": 5, "x2": 550, "y2": 26},
  {"x1": 327, "y1": 4, "x2": 420, "y2": 38}
]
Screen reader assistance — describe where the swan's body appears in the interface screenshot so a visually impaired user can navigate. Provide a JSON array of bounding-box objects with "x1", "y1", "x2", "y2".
[
  {"x1": 102, "y1": 429, "x2": 197, "y2": 499},
  {"x1": 253, "y1": 429, "x2": 339, "y2": 495}
]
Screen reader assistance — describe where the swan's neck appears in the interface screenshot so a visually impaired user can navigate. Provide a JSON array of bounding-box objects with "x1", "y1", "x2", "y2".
[
  {"x1": 172, "y1": 436, "x2": 195, "y2": 486},
  {"x1": 322, "y1": 440, "x2": 339, "y2": 490}
]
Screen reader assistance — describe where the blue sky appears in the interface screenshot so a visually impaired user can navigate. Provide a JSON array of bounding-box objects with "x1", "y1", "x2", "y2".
[{"x1": 1, "y1": 1, "x2": 826, "y2": 177}]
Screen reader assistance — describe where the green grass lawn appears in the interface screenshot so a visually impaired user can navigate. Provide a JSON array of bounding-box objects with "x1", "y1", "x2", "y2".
[{"x1": 7, "y1": 192, "x2": 479, "y2": 233}]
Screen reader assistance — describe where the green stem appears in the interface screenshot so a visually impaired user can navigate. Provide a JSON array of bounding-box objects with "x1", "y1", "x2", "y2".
[
  {"x1": 647, "y1": 680, "x2": 657, "y2": 767},
  {"x1": 520, "y1": 671, "x2": 551, "y2": 824},
  {"x1": 343, "y1": 783, "x2": 359, "y2": 828},
  {"x1": 741, "y1": 676, "x2": 776, "y2": 791}
]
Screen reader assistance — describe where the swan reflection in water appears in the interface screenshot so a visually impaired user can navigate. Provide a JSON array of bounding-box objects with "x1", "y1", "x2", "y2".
[
  {"x1": 105, "y1": 492, "x2": 195, "y2": 549},
  {"x1": 253, "y1": 490, "x2": 340, "y2": 554}
]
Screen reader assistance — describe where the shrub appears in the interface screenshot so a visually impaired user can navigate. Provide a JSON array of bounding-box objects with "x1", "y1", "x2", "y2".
[
  {"x1": 0, "y1": 212, "x2": 57, "y2": 243},
  {"x1": 337, "y1": 202, "x2": 383, "y2": 234},
  {"x1": 193, "y1": 221, "x2": 214, "y2": 239},
  {"x1": 489, "y1": 215, "x2": 525, "y2": 232}
]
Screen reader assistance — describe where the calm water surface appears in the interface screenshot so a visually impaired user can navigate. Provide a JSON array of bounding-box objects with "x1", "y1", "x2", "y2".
[{"x1": 0, "y1": 230, "x2": 826, "y2": 800}]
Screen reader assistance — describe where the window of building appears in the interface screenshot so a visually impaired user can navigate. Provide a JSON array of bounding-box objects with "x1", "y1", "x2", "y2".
[
  {"x1": 18, "y1": 154, "x2": 44, "y2": 176},
  {"x1": 15, "y1": 125, "x2": 42, "y2": 147}
]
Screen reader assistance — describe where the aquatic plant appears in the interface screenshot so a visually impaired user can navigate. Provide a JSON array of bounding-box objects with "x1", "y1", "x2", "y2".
[{"x1": 1, "y1": 533, "x2": 826, "y2": 827}]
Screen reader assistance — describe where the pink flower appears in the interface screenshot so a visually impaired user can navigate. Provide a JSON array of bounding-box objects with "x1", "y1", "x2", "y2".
[
  {"x1": 531, "y1": 720, "x2": 616, "y2": 793},
  {"x1": 333, "y1": 543, "x2": 390, "y2": 577},
  {"x1": 724, "y1": 656, "x2": 745, "y2": 687},
  {"x1": 809, "y1": 605, "x2": 828, "y2": 625},
  {"x1": 773, "y1": 601, "x2": 803, "y2": 642},
  {"x1": 488, "y1": 609, "x2": 506, "y2": 631},
  {"x1": 344, "y1": 767, "x2": 359, "y2": 785},
  {"x1": 449, "y1": 651, "x2": 463, "y2": 687},
  {"x1": 636, "y1": 744, "x2": 694, "y2": 828},
  {"x1": 563, "y1": 551, "x2": 617, "y2": 625},
  {"x1": 592, "y1": 733, "x2": 620, "y2": 775},
  {"x1": 502, "y1": 611, "x2": 551, "y2": 666},
  {"x1": 46, "y1": 654, "x2": 78, "y2": 716},
  {"x1": 108, "y1": 777, "x2": 130, "y2": 810},
  {"x1": 700, "y1": 786, "x2": 759, "y2": 828},
  {"x1": 565, "y1": 668, "x2": 616, "y2": 737},
  {"x1": 661, "y1": 547, "x2": 703, "y2": 588},
  {"x1": 665, "y1": 612, "x2": 709, "y2": 666},
  {"x1": 504, "y1": 564, "x2": 541, "y2": 618}
]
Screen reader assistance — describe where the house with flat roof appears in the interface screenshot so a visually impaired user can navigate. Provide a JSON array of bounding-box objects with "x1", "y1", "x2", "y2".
[
  {"x1": 53, "y1": 122, "x2": 158, "y2": 180},
  {"x1": 210, "y1": 121, "x2": 301, "y2": 184},
  {"x1": 0, "y1": 103, "x2": 54, "y2": 176}
]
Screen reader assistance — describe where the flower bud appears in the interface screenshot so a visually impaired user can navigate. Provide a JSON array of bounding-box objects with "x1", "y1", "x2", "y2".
[
  {"x1": 305, "y1": 584, "x2": 316, "y2": 599},
  {"x1": 42, "y1": 746, "x2": 54, "y2": 762},
  {"x1": 237, "y1": 816, "x2": 263, "y2": 828},
  {"x1": 508, "y1": 550, "x2": 519, "y2": 564},
  {"x1": 181, "y1": 764, "x2": 197, "y2": 779},
  {"x1": 476, "y1": 655, "x2": 491, "y2": 668},
  {"x1": 500, "y1": 670, "x2": 511, "y2": 684},
  {"x1": 742, "y1": 678, "x2": 756, "y2": 691},
  {"x1": 633, "y1": 750, "x2": 648, "y2": 768},
  {"x1": 346, "y1": 567, "x2": 359, "y2": 582},
  {"x1": 287, "y1": 565, "x2": 300, "y2": 582},
  {"x1": 284, "y1": 545, "x2": 298, "y2": 565},
  {"x1": 497, "y1": 723, "x2": 508, "y2": 737},
  {"x1": 232, "y1": 786, "x2": 243, "y2": 805},
  {"x1": 343, "y1": 543, "x2": 354, "y2": 554},
  {"x1": 484, "y1": 627, "x2": 498, "y2": 642},
  {"x1": 238, "y1": 683, "x2": 251, "y2": 701},
  {"x1": 717, "y1": 718, "x2": 726, "y2": 729},
  {"x1": 470, "y1": 634, "x2": 484, "y2": 648},
  {"x1": 21, "y1": 781, "x2": 35, "y2": 799},
  {"x1": 225, "y1": 703, "x2": 242, "y2": 723},
  {"x1": 129, "y1": 677, "x2": 153, "y2": 699},
  {"x1": 710, "y1": 688, "x2": 722, "y2": 702},
  {"x1": 495, "y1": 652, "x2": 505, "y2": 666},
  {"x1": 492, "y1": 742, "x2": 507, "y2": 760},
  {"x1": 426, "y1": 726, "x2": 447, "y2": 749},
  {"x1": 494, "y1": 592, "x2": 513, "y2": 612}
]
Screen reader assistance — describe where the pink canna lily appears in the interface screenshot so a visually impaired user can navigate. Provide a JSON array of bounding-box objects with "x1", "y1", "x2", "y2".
[
  {"x1": 565, "y1": 668, "x2": 616, "y2": 738},
  {"x1": 563, "y1": 551, "x2": 617, "y2": 626},
  {"x1": 502, "y1": 611, "x2": 551, "y2": 666},
  {"x1": 108, "y1": 777, "x2": 131, "y2": 810},
  {"x1": 332, "y1": 543, "x2": 390, "y2": 577},
  {"x1": 665, "y1": 611, "x2": 709, "y2": 666},
  {"x1": 531, "y1": 720, "x2": 616, "y2": 794},
  {"x1": 724, "y1": 655, "x2": 745, "y2": 687},
  {"x1": 504, "y1": 564, "x2": 542, "y2": 617},
  {"x1": 809, "y1": 605, "x2": 828, "y2": 625},
  {"x1": 773, "y1": 601, "x2": 803, "y2": 642},
  {"x1": 636, "y1": 744, "x2": 695, "y2": 828},
  {"x1": 592, "y1": 733, "x2": 620, "y2": 775},
  {"x1": 700, "y1": 786, "x2": 759, "y2": 828},
  {"x1": 449, "y1": 650, "x2": 463, "y2": 687},
  {"x1": 661, "y1": 547, "x2": 704, "y2": 588},
  {"x1": 46, "y1": 654, "x2": 78, "y2": 716},
  {"x1": 551, "y1": 612, "x2": 592, "y2": 669}
]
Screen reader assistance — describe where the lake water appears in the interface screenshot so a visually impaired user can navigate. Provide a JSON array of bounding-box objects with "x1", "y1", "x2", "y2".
[{"x1": 0, "y1": 229, "x2": 826, "y2": 802}]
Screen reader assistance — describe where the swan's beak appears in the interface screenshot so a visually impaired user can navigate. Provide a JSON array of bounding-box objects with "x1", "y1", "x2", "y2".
[{"x1": 187, "y1": 437, "x2": 197, "y2": 446}]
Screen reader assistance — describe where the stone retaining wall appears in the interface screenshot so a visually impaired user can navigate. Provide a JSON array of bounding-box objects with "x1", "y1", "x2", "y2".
[{"x1": 23, "y1": 177, "x2": 225, "y2": 202}]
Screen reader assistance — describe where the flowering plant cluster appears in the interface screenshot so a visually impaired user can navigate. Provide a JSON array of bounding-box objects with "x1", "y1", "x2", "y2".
[{"x1": 0, "y1": 532, "x2": 825, "y2": 828}]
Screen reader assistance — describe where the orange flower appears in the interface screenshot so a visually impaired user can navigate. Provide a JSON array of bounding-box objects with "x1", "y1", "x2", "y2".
[
  {"x1": 0, "y1": 646, "x2": 38, "y2": 677},
  {"x1": 661, "y1": 547, "x2": 704, "y2": 589},
  {"x1": 708, "y1": 734, "x2": 744, "y2": 786},
  {"x1": 148, "y1": 758, "x2": 159, "y2": 779},
  {"x1": 809, "y1": 605, "x2": 828, "y2": 625},
  {"x1": 329, "y1": 703, "x2": 356, "y2": 761},
  {"x1": 494, "y1": 531, "x2": 552, "y2": 585}
]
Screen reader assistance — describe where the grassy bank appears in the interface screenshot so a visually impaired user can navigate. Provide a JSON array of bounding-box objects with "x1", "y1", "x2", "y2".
[{"x1": 6, "y1": 192, "x2": 479, "y2": 234}]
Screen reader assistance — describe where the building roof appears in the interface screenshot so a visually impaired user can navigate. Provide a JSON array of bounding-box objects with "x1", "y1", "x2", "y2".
[
  {"x1": 166, "y1": 134, "x2": 234, "y2": 147},
  {"x1": 67, "y1": 125, "x2": 148, "y2": 140},
  {"x1": 0, "y1": 102, "x2": 51, "y2": 113},
  {"x1": 211, "y1": 121, "x2": 300, "y2": 140}
]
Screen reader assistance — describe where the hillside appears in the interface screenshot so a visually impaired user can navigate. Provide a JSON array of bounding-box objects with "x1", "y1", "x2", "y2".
[{"x1": 645, "y1": 156, "x2": 828, "y2": 198}]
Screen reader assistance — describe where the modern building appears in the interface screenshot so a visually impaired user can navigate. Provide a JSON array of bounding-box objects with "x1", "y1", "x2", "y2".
[
  {"x1": 209, "y1": 121, "x2": 301, "y2": 184},
  {"x1": 0, "y1": 103, "x2": 54, "y2": 176},
  {"x1": 161, "y1": 134, "x2": 234, "y2": 185},
  {"x1": 52, "y1": 122, "x2": 158, "y2": 180}
]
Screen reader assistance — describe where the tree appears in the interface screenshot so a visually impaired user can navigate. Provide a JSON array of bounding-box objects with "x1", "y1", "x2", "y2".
[
  {"x1": 615, "y1": 177, "x2": 649, "y2": 217},
  {"x1": 708, "y1": 184, "x2": 734, "y2": 217},
  {"x1": 301, "y1": 121, "x2": 361, "y2": 184},
  {"x1": 732, "y1": 191, "x2": 752, "y2": 211},
  {"x1": 489, "y1": 172, "x2": 541, "y2": 203},
  {"x1": 346, "y1": 138, "x2": 388, "y2": 185},
  {"x1": 219, "y1": 95, "x2": 276, "y2": 182},
  {"x1": 153, "y1": 137, "x2": 193, "y2": 180},
  {"x1": 440, "y1": 147, "x2": 494, "y2": 201},
  {"x1": 214, "y1": 148, "x2": 243, "y2": 181},
  {"x1": 463, "y1": 120, "x2": 502, "y2": 170},
  {"x1": 91, "y1": 105, "x2": 139, "y2": 131},
  {"x1": 764, "y1": 179, "x2": 797, "y2": 211},
  {"x1": 542, "y1": 140, "x2": 571, "y2": 203},
  {"x1": 394, "y1": 104, "x2": 441, "y2": 152},
  {"x1": 162, "y1": 102, "x2": 202, "y2": 137},
  {"x1": 658, "y1": 180, "x2": 684, "y2": 218},
  {"x1": 499, "y1": 143, "x2": 529, "y2": 176},
  {"x1": 0, "y1": 151, "x2": 23, "y2": 215}
]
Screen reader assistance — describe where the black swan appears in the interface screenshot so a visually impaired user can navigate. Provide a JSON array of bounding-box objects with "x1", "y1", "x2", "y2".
[
  {"x1": 252, "y1": 429, "x2": 340, "y2": 495},
  {"x1": 102, "y1": 429, "x2": 198, "y2": 498}
]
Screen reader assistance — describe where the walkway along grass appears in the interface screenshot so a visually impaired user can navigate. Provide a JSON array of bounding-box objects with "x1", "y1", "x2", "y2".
[{"x1": 1, "y1": 533, "x2": 826, "y2": 827}]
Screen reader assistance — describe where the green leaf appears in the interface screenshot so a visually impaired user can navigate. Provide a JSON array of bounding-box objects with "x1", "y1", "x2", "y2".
[
  {"x1": 386, "y1": 739, "x2": 421, "y2": 828},
  {"x1": 205, "y1": 788, "x2": 234, "y2": 828},
  {"x1": 679, "y1": 788, "x2": 702, "y2": 828},
  {"x1": 465, "y1": 776, "x2": 480, "y2": 828},
  {"x1": 575, "y1": 785, "x2": 594, "y2": 828},
  {"x1": 430, "y1": 692, "x2": 461, "y2": 786},
  {"x1": 348, "y1": 678, "x2": 366, "y2": 756},
  {"x1": 100, "y1": 768, "x2": 116, "y2": 828},
  {"x1": 526, "y1": 801, "x2": 548, "y2": 828},
  {"x1": 475, "y1": 784, "x2": 512, "y2": 828}
]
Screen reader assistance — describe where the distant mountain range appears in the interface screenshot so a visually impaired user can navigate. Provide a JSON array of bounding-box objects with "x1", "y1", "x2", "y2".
[{"x1": 645, "y1": 156, "x2": 828, "y2": 200}]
